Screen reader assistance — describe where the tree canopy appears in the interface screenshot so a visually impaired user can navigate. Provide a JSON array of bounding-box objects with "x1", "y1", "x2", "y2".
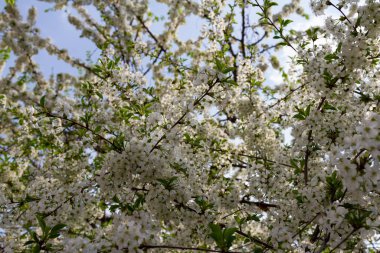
[{"x1": 0, "y1": 0, "x2": 380, "y2": 252}]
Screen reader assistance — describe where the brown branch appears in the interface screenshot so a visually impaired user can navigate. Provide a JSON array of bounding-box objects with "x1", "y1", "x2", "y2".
[
  {"x1": 268, "y1": 83, "x2": 307, "y2": 110},
  {"x1": 315, "y1": 233, "x2": 331, "y2": 253},
  {"x1": 329, "y1": 228, "x2": 357, "y2": 252},
  {"x1": 143, "y1": 49, "x2": 163, "y2": 76},
  {"x1": 240, "y1": 199, "x2": 278, "y2": 211},
  {"x1": 44, "y1": 112, "x2": 123, "y2": 153},
  {"x1": 135, "y1": 15, "x2": 167, "y2": 54},
  {"x1": 241, "y1": 0, "x2": 247, "y2": 57},
  {"x1": 291, "y1": 212, "x2": 321, "y2": 239},
  {"x1": 149, "y1": 79, "x2": 219, "y2": 153},
  {"x1": 212, "y1": 148, "x2": 293, "y2": 168},
  {"x1": 240, "y1": 200, "x2": 278, "y2": 209},
  {"x1": 326, "y1": 1, "x2": 352, "y2": 25},
  {"x1": 139, "y1": 245, "x2": 242, "y2": 252},
  {"x1": 304, "y1": 129, "x2": 312, "y2": 185},
  {"x1": 236, "y1": 230, "x2": 274, "y2": 250},
  {"x1": 368, "y1": 53, "x2": 380, "y2": 60},
  {"x1": 259, "y1": 43, "x2": 280, "y2": 54},
  {"x1": 252, "y1": 31, "x2": 268, "y2": 47},
  {"x1": 303, "y1": 97, "x2": 326, "y2": 185}
]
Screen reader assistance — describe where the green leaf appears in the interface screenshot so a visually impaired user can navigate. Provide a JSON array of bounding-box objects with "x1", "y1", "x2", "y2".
[
  {"x1": 246, "y1": 213, "x2": 261, "y2": 222},
  {"x1": 95, "y1": 91, "x2": 103, "y2": 99},
  {"x1": 36, "y1": 214, "x2": 47, "y2": 234},
  {"x1": 49, "y1": 223, "x2": 66, "y2": 238},
  {"x1": 336, "y1": 42, "x2": 342, "y2": 53},
  {"x1": 345, "y1": 206, "x2": 371, "y2": 229},
  {"x1": 222, "y1": 66, "x2": 235, "y2": 74},
  {"x1": 39, "y1": 95, "x2": 46, "y2": 108},
  {"x1": 156, "y1": 177, "x2": 178, "y2": 191},
  {"x1": 5, "y1": 0, "x2": 15, "y2": 6},
  {"x1": 27, "y1": 230, "x2": 39, "y2": 243},
  {"x1": 0, "y1": 47, "x2": 11, "y2": 61},
  {"x1": 215, "y1": 58, "x2": 224, "y2": 72},
  {"x1": 24, "y1": 240, "x2": 36, "y2": 246},
  {"x1": 293, "y1": 104, "x2": 312, "y2": 120},
  {"x1": 195, "y1": 196, "x2": 213, "y2": 213},
  {"x1": 94, "y1": 125, "x2": 102, "y2": 133},
  {"x1": 326, "y1": 171, "x2": 344, "y2": 202},
  {"x1": 322, "y1": 102, "x2": 337, "y2": 111},
  {"x1": 223, "y1": 227, "x2": 238, "y2": 250},
  {"x1": 306, "y1": 27, "x2": 319, "y2": 41},
  {"x1": 209, "y1": 224, "x2": 237, "y2": 251},
  {"x1": 324, "y1": 53, "x2": 339, "y2": 63},
  {"x1": 32, "y1": 244, "x2": 41, "y2": 253},
  {"x1": 170, "y1": 163, "x2": 188, "y2": 176},
  {"x1": 282, "y1": 19, "x2": 293, "y2": 27},
  {"x1": 209, "y1": 223, "x2": 224, "y2": 249}
]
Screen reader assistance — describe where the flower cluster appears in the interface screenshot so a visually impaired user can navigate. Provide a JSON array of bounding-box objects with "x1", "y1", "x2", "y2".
[{"x1": 0, "y1": 0, "x2": 379, "y2": 252}]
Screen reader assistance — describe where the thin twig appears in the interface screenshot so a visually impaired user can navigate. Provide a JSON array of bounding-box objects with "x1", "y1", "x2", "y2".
[
  {"x1": 45, "y1": 112, "x2": 122, "y2": 153},
  {"x1": 254, "y1": 0, "x2": 298, "y2": 53},
  {"x1": 268, "y1": 83, "x2": 307, "y2": 110},
  {"x1": 139, "y1": 245, "x2": 242, "y2": 252},
  {"x1": 252, "y1": 31, "x2": 268, "y2": 47},
  {"x1": 303, "y1": 97, "x2": 326, "y2": 185},
  {"x1": 326, "y1": 1, "x2": 352, "y2": 25},
  {"x1": 212, "y1": 148, "x2": 293, "y2": 168},
  {"x1": 304, "y1": 129, "x2": 312, "y2": 185},
  {"x1": 241, "y1": 0, "x2": 247, "y2": 57},
  {"x1": 149, "y1": 79, "x2": 219, "y2": 153},
  {"x1": 291, "y1": 212, "x2": 321, "y2": 239},
  {"x1": 329, "y1": 228, "x2": 357, "y2": 252},
  {"x1": 236, "y1": 230, "x2": 274, "y2": 250}
]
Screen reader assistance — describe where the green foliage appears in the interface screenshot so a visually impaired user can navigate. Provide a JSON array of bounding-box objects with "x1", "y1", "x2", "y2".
[
  {"x1": 293, "y1": 104, "x2": 311, "y2": 120},
  {"x1": 324, "y1": 43, "x2": 342, "y2": 63},
  {"x1": 209, "y1": 223, "x2": 238, "y2": 251},
  {"x1": 194, "y1": 196, "x2": 214, "y2": 213},
  {"x1": 325, "y1": 171, "x2": 345, "y2": 202},
  {"x1": 0, "y1": 47, "x2": 10, "y2": 61},
  {"x1": 170, "y1": 162, "x2": 188, "y2": 176},
  {"x1": 4, "y1": 0, "x2": 15, "y2": 6},
  {"x1": 275, "y1": 17, "x2": 293, "y2": 38},
  {"x1": 290, "y1": 158, "x2": 304, "y2": 175},
  {"x1": 254, "y1": 0, "x2": 278, "y2": 19},
  {"x1": 323, "y1": 69, "x2": 341, "y2": 89},
  {"x1": 183, "y1": 133, "x2": 204, "y2": 149},
  {"x1": 39, "y1": 95, "x2": 46, "y2": 108},
  {"x1": 343, "y1": 204, "x2": 371, "y2": 229},
  {"x1": 157, "y1": 176, "x2": 178, "y2": 191},
  {"x1": 92, "y1": 57, "x2": 121, "y2": 79},
  {"x1": 215, "y1": 58, "x2": 235, "y2": 74},
  {"x1": 24, "y1": 214, "x2": 66, "y2": 252},
  {"x1": 105, "y1": 194, "x2": 145, "y2": 214},
  {"x1": 234, "y1": 214, "x2": 261, "y2": 230},
  {"x1": 306, "y1": 27, "x2": 319, "y2": 42},
  {"x1": 322, "y1": 101, "x2": 337, "y2": 111}
]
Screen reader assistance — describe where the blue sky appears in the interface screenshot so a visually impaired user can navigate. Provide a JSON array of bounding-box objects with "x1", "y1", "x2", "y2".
[{"x1": 0, "y1": 0, "x2": 326, "y2": 79}]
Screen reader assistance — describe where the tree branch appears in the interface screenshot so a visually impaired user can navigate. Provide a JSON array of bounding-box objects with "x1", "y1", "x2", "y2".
[
  {"x1": 254, "y1": 0, "x2": 298, "y2": 53},
  {"x1": 329, "y1": 228, "x2": 357, "y2": 252},
  {"x1": 150, "y1": 79, "x2": 219, "y2": 153},
  {"x1": 241, "y1": 0, "x2": 247, "y2": 57},
  {"x1": 139, "y1": 244, "x2": 242, "y2": 252},
  {"x1": 326, "y1": 1, "x2": 352, "y2": 25},
  {"x1": 44, "y1": 111, "x2": 123, "y2": 153},
  {"x1": 236, "y1": 230, "x2": 274, "y2": 250}
]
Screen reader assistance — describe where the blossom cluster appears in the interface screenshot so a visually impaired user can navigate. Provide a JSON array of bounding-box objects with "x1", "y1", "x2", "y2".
[{"x1": 0, "y1": 0, "x2": 379, "y2": 252}]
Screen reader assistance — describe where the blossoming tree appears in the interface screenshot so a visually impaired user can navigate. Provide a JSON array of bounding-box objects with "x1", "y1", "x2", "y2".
[{"x1": 0, "y1": 0, "x2": 379, "y2": 252}]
